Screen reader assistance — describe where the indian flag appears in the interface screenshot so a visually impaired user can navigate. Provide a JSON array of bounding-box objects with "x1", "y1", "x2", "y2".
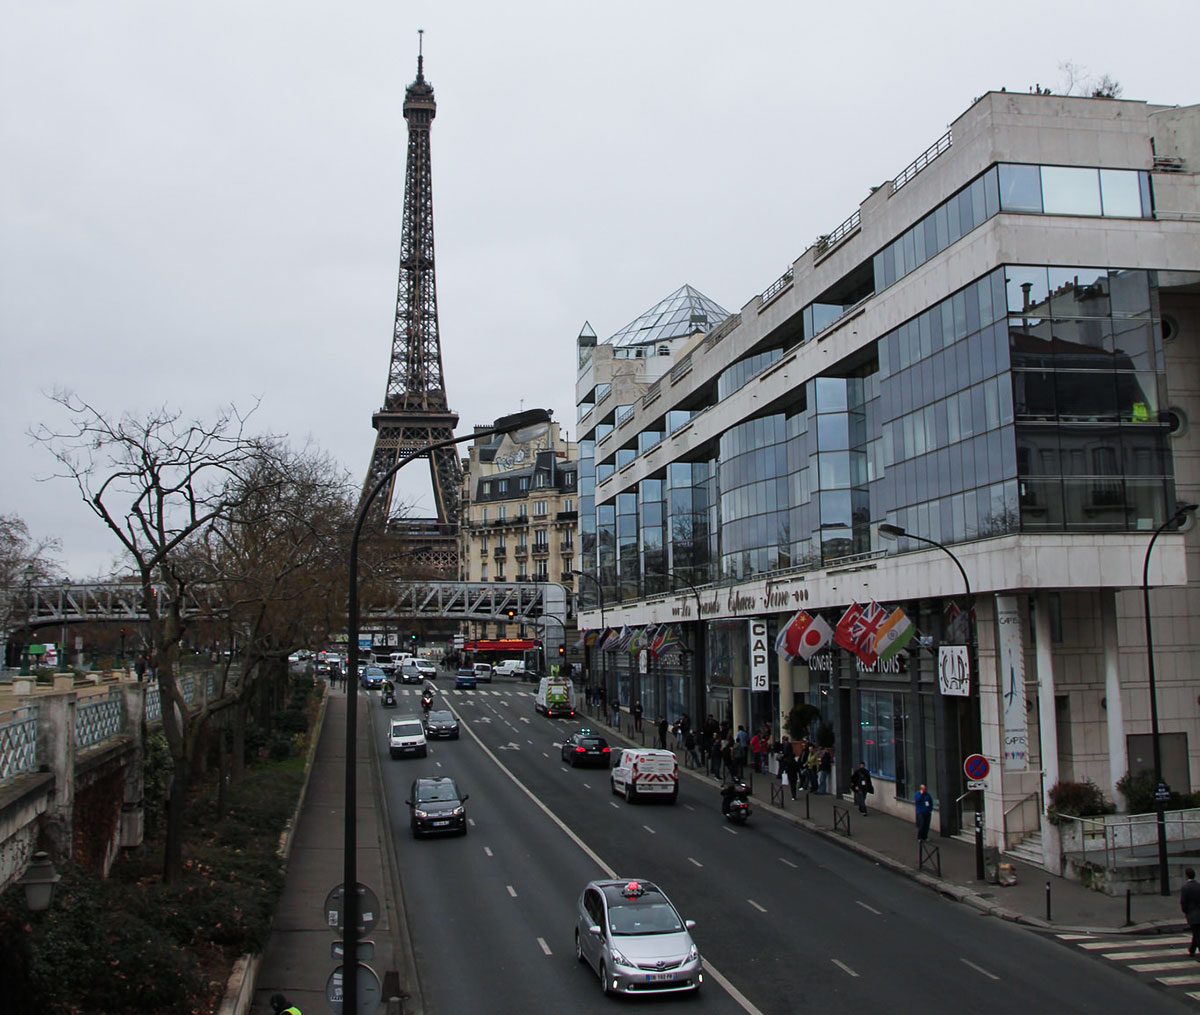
[{"x1": 873, "y1": 606, "x2": 915, "y2": 662}]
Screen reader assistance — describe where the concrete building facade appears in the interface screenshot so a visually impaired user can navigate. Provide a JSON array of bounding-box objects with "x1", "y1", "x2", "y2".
[{"x1": 574, "y1": 92, "x2": 1200, "y2": 862}]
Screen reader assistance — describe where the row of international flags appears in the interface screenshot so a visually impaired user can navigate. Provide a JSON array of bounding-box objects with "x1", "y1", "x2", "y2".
[
  {"x1": 573, "y1": 623, "x2": 686, "y2": 658},
  {"x1": 775, "y1": 601, "x2": 916, "y2": 668}
]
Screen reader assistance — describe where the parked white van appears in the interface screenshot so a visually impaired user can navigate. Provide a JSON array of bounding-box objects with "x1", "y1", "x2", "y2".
[
  {"x1": 492, "y1": 659, "x2": 526, "y2": 678},
  {"x1": 610, "y1": 748, "x2": 678, "y2": 803}
]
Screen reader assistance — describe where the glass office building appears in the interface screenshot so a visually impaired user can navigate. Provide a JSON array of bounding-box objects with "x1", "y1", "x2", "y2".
[{"x1": 575, "y1": 92, "x2": 1200, "y2": 859}]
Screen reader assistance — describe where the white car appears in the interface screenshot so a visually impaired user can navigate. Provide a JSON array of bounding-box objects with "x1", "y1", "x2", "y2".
[
  {"x1": 389, "y1": 717, "x2": 428, "y2": 759},
  {"x1": 472, "y1": 662, "x2": 494, "y2": 684},
  {"x1": 492, "y1": 659, "x2": 525, "y2": 678},
  {"x1": 415, "y1": 658, "x2": 438, "y2": 679}
]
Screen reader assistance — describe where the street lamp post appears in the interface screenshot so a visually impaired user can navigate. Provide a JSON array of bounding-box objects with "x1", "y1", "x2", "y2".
[
  {"x1": 879, "y1": 522, "x2": 983, "y2": 880},
  {"x1": 342, "y1": 409, "x2": 551, "y2": 1015},
  {"x1": 20, "y1": 564, "x2": 33, "y2": 675},
  {"x1": 60, "y1": 577, "x2": 70, "y2": 671},
  {"x1": 571, "y1": 569, "x2": 606, "y2": 703},
  {"x1": 1142, "y1": 502, "x2": 1198, "y2": 897}
]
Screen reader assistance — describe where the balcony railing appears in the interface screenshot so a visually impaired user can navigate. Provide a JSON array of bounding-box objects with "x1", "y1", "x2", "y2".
[
  {"x1": 761, "y1": 268, "x2": 794, "y2": 304},
  {"x1": 892, "y1": 129, "x2": 953, "y2": 193}
]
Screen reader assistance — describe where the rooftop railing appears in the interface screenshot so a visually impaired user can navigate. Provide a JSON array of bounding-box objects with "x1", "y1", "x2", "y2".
[{"x1": 892, "y1": 129, "x2": 953, "y2": 193}]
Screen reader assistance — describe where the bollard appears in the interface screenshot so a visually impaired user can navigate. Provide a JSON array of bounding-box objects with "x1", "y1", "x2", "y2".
[
  {"x1": 1125, "y1": 887, "x2": 1132, "y2": 927},
  {"x1": 804, "y1": 789, "x2": 811, "y2": 820},
  {"x1": 1045, "y1": 881, "x2": 1052, "y2": 922}
]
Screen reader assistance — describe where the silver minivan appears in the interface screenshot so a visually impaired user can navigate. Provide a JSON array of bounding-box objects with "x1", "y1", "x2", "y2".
[{"x1": 574, "y1": 879, "x2": 702, "y2": 995}]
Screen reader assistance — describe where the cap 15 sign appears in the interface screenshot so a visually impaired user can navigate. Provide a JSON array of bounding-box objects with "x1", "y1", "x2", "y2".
[
  {"x1": 938, "y1": 645, "x2": 969, "y2": 696},
  {"x1": 749, "y1": 620, "x2": 770, "y2": 692}
]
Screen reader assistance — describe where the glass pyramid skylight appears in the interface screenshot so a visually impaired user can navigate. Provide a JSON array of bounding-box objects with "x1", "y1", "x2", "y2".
[{"x1": 606, "y1": 284, "x2": 731, "y2": 348}]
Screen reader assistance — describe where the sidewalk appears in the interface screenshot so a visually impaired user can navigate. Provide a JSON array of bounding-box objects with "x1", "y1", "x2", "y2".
[
  {"x1": 583, "y1": 703, "x2": 1185, "y2": 935},
  {"x1": 246, "y1": 685, "x2": 418, "y2": 1015}
]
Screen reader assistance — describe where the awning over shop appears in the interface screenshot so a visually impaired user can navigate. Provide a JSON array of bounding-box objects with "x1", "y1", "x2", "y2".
[{"x1": 463, "y1": 639, "x2": 538, "y2": 652}]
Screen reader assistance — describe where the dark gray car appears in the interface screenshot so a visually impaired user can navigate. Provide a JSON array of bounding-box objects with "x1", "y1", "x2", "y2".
[{"x1": 574, "y1": 879, "x2": 702, "y2": 995}]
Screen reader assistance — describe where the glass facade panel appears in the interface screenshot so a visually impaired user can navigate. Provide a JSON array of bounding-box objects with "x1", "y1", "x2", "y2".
[
  {"x1": 1100, "y1": 169, "x2": 1144, "y2": 218},
  {"x1": 1040, "y1": 166, "x2": 1102, "y2": 216},
  {"x1": 998, "y1": 163, "x2": 1042, "y2": 212}
]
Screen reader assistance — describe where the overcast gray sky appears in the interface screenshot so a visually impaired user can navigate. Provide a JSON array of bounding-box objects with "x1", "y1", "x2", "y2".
[{"x1": 3, "y1": 1, "x2": 1197, "y2": 579}]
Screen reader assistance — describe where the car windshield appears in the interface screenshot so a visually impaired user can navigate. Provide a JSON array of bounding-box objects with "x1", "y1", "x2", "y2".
[
  {"x1": 458, "y1": 669, "x2": 474, "y2": 675},
  {"x1": 428, "y1": 711, "x2": 454, "y2": 722},
  {"x1": 417, "y1": 783, "x2": 460, "y2": 803},
  {"x1": 364, "y1": 667, "x2": 384, "y2": 676},
  {"x1": 607, "y1": 901, "x2": 683, "y2": 936},
  {"x1": 392, "y1": 722, "x2": 423, "y2": 736}
]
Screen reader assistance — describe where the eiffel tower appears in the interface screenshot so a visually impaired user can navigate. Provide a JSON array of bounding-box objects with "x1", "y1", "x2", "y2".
[{"x1": 362, "y1": 40, "x2": 461, "y2": 572}]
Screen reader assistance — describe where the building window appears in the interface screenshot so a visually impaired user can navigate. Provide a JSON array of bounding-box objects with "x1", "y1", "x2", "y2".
[
  {"x1": 562, "y1": 530, "x2": 574, "y2": 549},
  {"x1": 563, "y1": 498, "x2": 575, "y2": 513},
  {"x1": 496, "y1": 534, "x2": 505, "y2": 549},
  {"x1": 534, "y1": 528, "x2": 548, "y2": 549},
  {"x1": 518, "y1": 503, "x2": 528, "y2": 518},
  {"x1": 497, "y1": 506, "x2": 506, "y2": 521},
  {"x1": 536, "y1": 472, "x2": 548, "y2": 487},
  {"x1": 535, "y1": 560, "x2": 549, "y2": 579},
  {"x1": 497, "y1": 479, "x2": 508, "y2": 495},
  {"x1": 534, "y1": 500, "x2": 548, "y2": 516},
  {"x1": 518, "y1": 562, "x2": 527, "y2": 578},
  {"x1": 518, "y1": 531, "x2": 527, "y2": 549},
  {"x1": 481, "y1": 507, "x2": 488, "y2": 524},
  {"x1": 480, "y1": 535, "x2": 487, "y2": 551},
  {"x1": 481, "y1": 564, "x2": 488, "y2": 581},
  {"x1": 519, "y1": 476, "x2": 530, "y2": 491}
]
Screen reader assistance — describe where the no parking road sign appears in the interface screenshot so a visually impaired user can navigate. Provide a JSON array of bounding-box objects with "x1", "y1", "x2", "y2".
[{"x1": 963, "y1": 753, "x2": 990, "y2": 781}]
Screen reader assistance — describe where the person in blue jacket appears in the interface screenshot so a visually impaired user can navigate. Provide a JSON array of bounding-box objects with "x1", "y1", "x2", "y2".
[{"x1": 914, "y1": 783, "x2": 934, "y2": 841}]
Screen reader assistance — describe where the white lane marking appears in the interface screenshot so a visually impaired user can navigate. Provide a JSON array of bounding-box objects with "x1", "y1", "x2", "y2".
[
  {"x1": 747, "y1": 899, "x2": 767, "y2": 913},
  {"x1": 483, "y1": 845, "x2": 492, "y2": 856},
  {"x1": 435, "y1": 761, "x2": 442, "y2": 768},
  {"x1": 543, "y1": 752, "x2": 550, "y2": 758},
  {"x1": 643, "y1": 824, "x2": 656, "y2": 835},
  {"x1": 444, "y1": 697, "x2": 762, "y2": 1015},
  {"x1": 610, "y1": 801, "x2": 620, "y2": 809},
  {"x1": 527, "y1": 739, "x2": 534, "y2": 744},
  {"x1": 831, "y1": 959, "x2": 859, "y2": 978},
  {"x1": 1079, "y1": 936, "x2": 1189, "y2": 949},
  {"x1": 562, "y1": 767, "x2": 570, "y2": 773},
  {"x1": 961, "y1": 958, "x2": 999, "y2": 981},
  {"x1": 582, "y1": 783, "x2": 592, "y2": 790},
  {"x1": 537, "y1": 937, "x2": 552, "y2": 956},
  {"x1": 1131, "y1": 961, "x2": 1197, "y2": 972},
  {"x1": 779, "y1": 858, "x2": 798, "y2": 869},
  {"x1": 683, "y1": 804, "x2": 695, "y2": 811},
  {"x1": 468, "y1": 818, "x2": 476, "y2": 826},
  {"x1": 856, "y1": 901, "x2": 881, "y2": 915},
  {"x1": 688, "y1": 857, "x2": 703, "y2": 867},
  {"x1": 723, "y1": 826, "x2": 738, "y2": 835},
  {"x1": 506, "y1": 885, "x2": 517, "y2": 898}
]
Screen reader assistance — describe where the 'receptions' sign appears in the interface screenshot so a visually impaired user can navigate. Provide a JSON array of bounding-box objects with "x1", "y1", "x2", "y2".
[{"x1": 749, "y1": 619, "x2": 770, "y2": 691}]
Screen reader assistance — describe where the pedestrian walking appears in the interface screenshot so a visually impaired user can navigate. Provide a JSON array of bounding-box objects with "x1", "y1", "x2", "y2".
[
  {"x1": 657, "y1": 716, "x2": 668, "y2": 749},
  {"x1": 633, "y1": 700, "x2": 643, "y2": 733},
  {"x1": 850, "y1": 760, "x2": 874, "y2": 815},
  {"x1": 779, "y1": 742, "x2": 800, "y2": 800},
  {"x1": 134, "y1": 653, "x2": 146, "y2": 682},
  {"x1": 1183, "y1": 868, "x2": 1200, "y2": 956},
  {"x1": 806, "y1": 746, "x2": 820, "y2": 791},
  {"x1": 611, "y1": 698, "x2": 620, "y2": 727},
  {"x1": 914, "y1": 783, "x2": 934, "y2": 841},
  {"x1": 271, "y1": 994, "x2": 302, "y2": 1015},
  {"x1": 684, "y1": 729, "x2": 702, "y2": 769},
  {"x1": 818, "y1": 748, "x2": 833, "y2": 794}
]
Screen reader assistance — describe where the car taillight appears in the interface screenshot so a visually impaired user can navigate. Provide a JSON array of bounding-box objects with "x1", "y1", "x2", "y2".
[
  {"x1": 576, "y1": 745, "x2": 586, "y2": 753},
  {"x1": 601, "y1": 746, "x2": 610, "y2": 753}
]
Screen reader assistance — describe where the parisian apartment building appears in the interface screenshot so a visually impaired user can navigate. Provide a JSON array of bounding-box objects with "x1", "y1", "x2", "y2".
[
  {"x1": 573, "y1": 90, "x2": 1200, "y2": 864},
  {"x1": 457, "y1": 422, "x2": 579, "y2": 653}
]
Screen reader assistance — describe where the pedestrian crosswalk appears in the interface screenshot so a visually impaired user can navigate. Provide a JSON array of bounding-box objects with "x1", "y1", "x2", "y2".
[
  {"x1": 385, "y1": 687, "x2": 531, "y2": 698},
  {"x1": 1056, "y1": 932, "x2": 1200, "y2": 1004}
]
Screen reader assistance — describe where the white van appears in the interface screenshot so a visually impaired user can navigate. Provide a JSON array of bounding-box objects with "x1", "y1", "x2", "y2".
[
  {"x1": 535, "y1": 677, "x2": 574, "y2": 717},
  {"x1": 610, "y1": 748, "x2": 678, "y2": 803},
  {"x1": 493, "y1": 659, "x2": 526, "y2": 678},
  {"x1": 389, "y1": 716, "x2": 428, "y2": 759}
]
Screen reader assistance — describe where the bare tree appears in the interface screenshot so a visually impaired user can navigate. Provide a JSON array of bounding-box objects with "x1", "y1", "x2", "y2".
[
  {"x1": 33, "y1": 392, "x2": 281, "y2": 882},
  {"x1": 1058, "y1": 61, "x2": 1122, "y2": 98},
  {"x1": 0, "y1": 513, "x2": 61, "y2": 665}
]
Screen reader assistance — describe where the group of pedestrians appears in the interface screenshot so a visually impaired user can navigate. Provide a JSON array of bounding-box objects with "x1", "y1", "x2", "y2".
[{"x1": 775, "y1": 737, "x2": 834, "y2": 800}]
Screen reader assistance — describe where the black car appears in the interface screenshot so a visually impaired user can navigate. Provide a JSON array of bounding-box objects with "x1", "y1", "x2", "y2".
[
  {"x1": 406, "y1": 776, "x2": 468, "y2": 838},
  {"x1": 424, "y1": 709, "x2": 460, "y2": 740},
  {"x1": 398, "y1": 663, "x2": 423, "y2": 685},
  {"x1": 561, "y1": 728, "x2": 612, "y2": 767}
]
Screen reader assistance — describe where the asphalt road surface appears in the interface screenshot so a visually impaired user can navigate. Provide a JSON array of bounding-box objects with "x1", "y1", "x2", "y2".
[{"x1": 373, "y1": 683, "x2": 1192, "y2": 1014}]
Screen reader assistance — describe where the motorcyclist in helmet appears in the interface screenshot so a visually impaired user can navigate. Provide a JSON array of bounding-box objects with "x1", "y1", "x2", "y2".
[{"x1": 721, "y1": 778, "x2": 750, "y2": 815}]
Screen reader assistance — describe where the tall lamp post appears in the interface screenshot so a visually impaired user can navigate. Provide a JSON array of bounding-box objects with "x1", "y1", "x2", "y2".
[
  {"x1": 571, "y1": 569, "x2": 606, "y2": 701},
  {"x1": 1142, "y1": 502, "x2": 1198, "y2": 897},
  {"x1": 879, "y1": 522, "x2": 983, "y2": 880},
  {"x1": 342, "y1": 409, "x2": 551, "y2": 1015},
  {"x1": 20, "y1": 564, "x2": 34, "y2": 675}
]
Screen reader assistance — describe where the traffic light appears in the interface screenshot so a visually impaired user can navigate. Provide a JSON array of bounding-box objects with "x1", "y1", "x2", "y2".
[
  {"x1": 506, "y1": 608, "x2": 516, "y2": 620},
  {"x1": 558, "y1": 645, "x2": 565, "y2": 656},
  {"x1": 410, "y1": 632, "x2": 417, "y2": 643}
]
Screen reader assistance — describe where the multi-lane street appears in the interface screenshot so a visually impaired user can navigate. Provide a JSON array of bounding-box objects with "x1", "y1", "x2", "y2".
[{"x1": 371, "y1": 680, "x2": 1192, "y2": 1014}]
